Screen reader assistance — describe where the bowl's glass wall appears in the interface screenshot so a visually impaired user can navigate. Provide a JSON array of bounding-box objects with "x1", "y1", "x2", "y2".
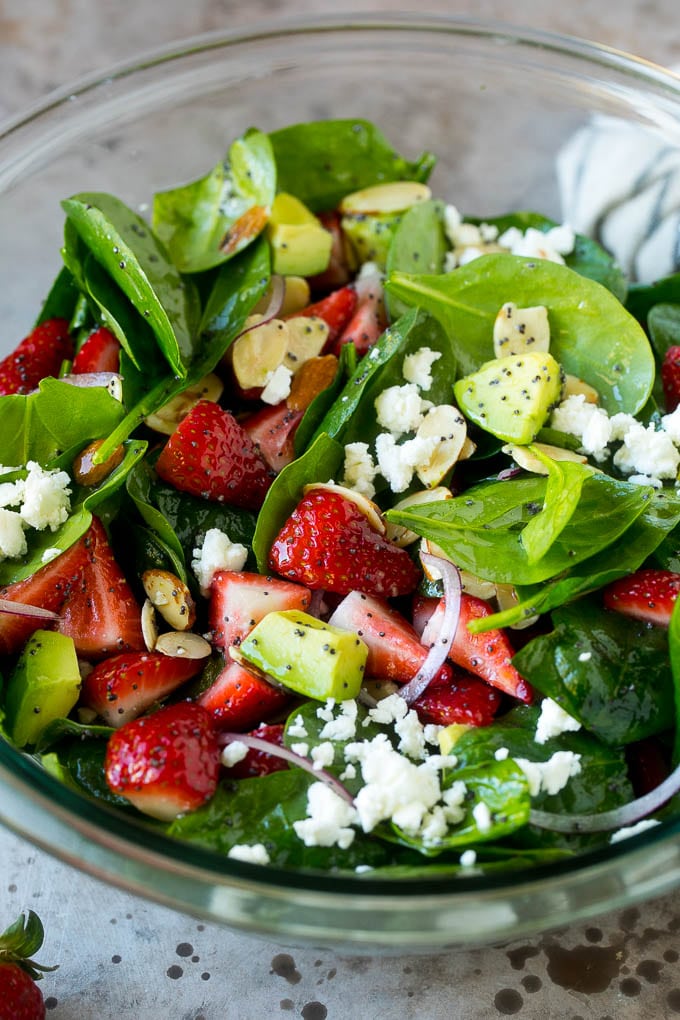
[{"x1": 2, "y1": 17, "x2": 680, "y2": 948}]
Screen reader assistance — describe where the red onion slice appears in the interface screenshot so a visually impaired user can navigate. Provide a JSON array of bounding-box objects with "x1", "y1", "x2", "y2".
[
  {"x1": 57, "y1": 372, "x2": 123, "y2": 401},
  {"x1": 219, "y1": 732, "x2": 355, "y2": 806},
  {"x1": 399, "y1": 552, "x2": 462, "y2": 705},
  {"x1": 529, "y1": 760, "x2": 680, "y2": 834},
  {"x1": 0, "y1": 599, "x2": 61, "y2": 621},
  {"x1": 231, "y1": 274, "x2": 285, "y2": 343}
]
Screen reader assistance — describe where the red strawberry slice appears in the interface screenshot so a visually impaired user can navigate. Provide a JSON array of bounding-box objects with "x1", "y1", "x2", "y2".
[
  {"x1": 81, "y1": 650, "x2": 205, "y2": 727},
  {"x1": 72, "y1": 326, "x2": 121, "y2": 374},
  {"x1": 425, "y1": 594, "x2": 533, "y2": 703},
  {"x1": 308, "y1": 211, "x2": 354, "y2": 291},
  {"x1": 289, "y1": 284, "x2": 357, "y2": 345},
  {"x1": 155, "y1": 399, "x2": 274, "y2": 510},
  {"x1": 603, "y1": 568, "x2": 680, "y2": 626},
  {"x1": 242, "y1": 402, "x2": 303, "y2": 472},
  {"x1": 330, "y1": 274, "x2": 385, "y2": 357},
  {"x1": 0, "y1": 317, "x2": 73, "y2": 395},
  {"x1": 412, "y1": 671, "x2": 503, "y2": 727},
  {"x1": 104, "y1": 701, "x2": 220, "y2": 820},
  {"x1": 269, "y1": 488, "x2": 420, "y2": 598},
  {"x1": 225, "y1": 722, "x2": 287, "y2": 777},
  {"x1": 57, "y1": 516, "x2": 145, "y2": 660},
  {"x1": 209, "y1": 570, "x2": 311, "y2": 651},
  {"x1": 198, "y1": 659, "x2": 290, "y2": 731},
  {"x1": 328, "y1": 590, "x2": 451, "y2": 684},
  {"x1": 662, "y1": 345, "x2": 680, "y2": 413}
]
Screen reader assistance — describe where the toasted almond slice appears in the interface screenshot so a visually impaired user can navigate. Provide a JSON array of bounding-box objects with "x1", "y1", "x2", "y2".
[
  {"x1": 385, "y1": 486, "x2": 453, "y2": 547},
  {"x1": 420, "y1": 538, "x2": 454, "y2": 580},
  {"x1": 141, "y1": 570, "x2": 196, "y2": 631},
  {"x1": 288, "y1": 355, "x2": 339, "y2": 412},
  {"x1": 415, "y1": 405, "x2": 468, "y2": 488},
  {"x1": 459, "y1": 570, "x2": 497, "y2": 601},
  {"x1": 141, "y1": 598, "x2": 159, "y2": 652},
  {"x1": 459, "y1": 436, "x2": 477, "y2": 461},
  {"x1": 303, "y1": 481, "x2": 385, "y2": 534},
  {"x1": 340, "y1": 181, "x2": 431, "y2": 215},
  {"x1": 72, "y1": 439, "x2": 125, "y2": 486},
  {"x1": 231, "y1": 316, "x2": 290, "y2": 390},
  {"x1": 252, "y1": 275, "x2": 311, "y2": 317},
  {"x1": 502, "y1": 442, "x2": 588, "y2": 475},
  {"x1": 145, "y1": 373, "x2": 224, "y2": 435},
  {"x1": 284, "y1": 316, "x2": 329, "y2": 372},
  {"x1": 495, "y1": 583, "x2": 539, "y2": 630},
  {"x1": 363, "y1": 679, "x2": 400, "y2": 702},
  {"x1": 493, "y1": 302, "x2": 550, "y2": 358},
  {"x1": 219, "y1": 204, "x2": 269, "y2": 256},
  {"x1": 155, "y1": 631, "x2": 212, "y2": 659},
  {"x1": 563, "y1": 373, "x2": 600, "y2": 403}
]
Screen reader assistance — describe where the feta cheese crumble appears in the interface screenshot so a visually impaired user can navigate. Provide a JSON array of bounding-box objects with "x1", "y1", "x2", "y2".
[
  {"x1": 293, "y1": 782, "x2": 357, "y2": 849},
  {"x1": 220, "y1": 741, "x2": 249, "y2": 767},
  {"x1": 191, "y1": 527, "x2": 248, "y2": 596},
  {"x1": 227, "y1": 843, "x2": 271, "y2": 864},
  {"x1": 20, "y1": 461, "x2": 72, "y2": 532},
  {"x1": 261, "y1": 363, "x2": 293, "y2": 405},
  {"x1": 374, "y1": 383, "x2": 432, "y2": 437},
  {"x1": 287, "y1": 714, "x2": 309, "y2": 739},
  {"x1": 609, "y1": 818, "x2": 660, "y2": 844},
  {"x1": 515, "y1": 752, "x2": 582, "y2": 796},
  {"x1": 319, "y1": 699, "x2": 358, "y2": 742},
  {"x1": 460, "y1": 849, "x2": 478, "y2": 867},
  {"x1": 402, "y1": 347, "x2": 442, "y2": 391},
  {"x1": 374, "y1": 432, "x2": 439, "y2": 493},
  {"x1": 342, "y1": 442, "x2": 378, "y2": 499},
  {"x1": 0, "y1": 508, "x2": 27, "y2": 561},
  {"x1": 534, "y1": 698, "x2": 582, "y2": 745}
]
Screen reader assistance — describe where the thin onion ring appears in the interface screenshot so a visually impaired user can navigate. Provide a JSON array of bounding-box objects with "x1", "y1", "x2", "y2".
[
  {"x1": 231, "y1": 274, "x2": 286, "y2": 343},
  {"x1": 0, "y1": 599, "x2": 61, "y2": 621}
]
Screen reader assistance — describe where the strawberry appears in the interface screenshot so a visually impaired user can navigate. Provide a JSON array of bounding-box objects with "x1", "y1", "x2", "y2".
[
  {"x1": 308, "y1": 211, "x2": 354, "y2": 291},
  {"x1": 104, "y1": 701, "x2": 220, "y2": 820},
  {"x1": 0, "y1": 318, "x2": 73, "y2": 395},
  {"x1": 269, "y1": 488, "x2": 420, "y2": 598},
  {"x1": 56, "y1": 516, "x2": 145, "y2": 660},
  {"x1": 209, "y1": 570, "x2": 311, "y2": 651},
  {"x1": 412, "y1": 671, "x2": 503, "y2": 727},
  {"x1": 661, "y1": 345, "x2": 680, "y2": 413},
  {"x1": 289, "y1": 284, "x2": 357, "y2": 346},
  {"x1": 155, "y1": 399, "x2": 274, "y2": 510},
  {"x1": 328, "y1": 590, "x2": 451, "y2": 684},
  {"x1": 81, "y1": 650, "x2": 206, "y2": 727},
  {"x1": 424, "y1": 594, "x2": 533, "y2": 703},
  {"x1": 72, "y1": 326, "x2": 120, "y2": 374},
  {"x1": 0, "y1": 910, "x2": 55, "y2": 1020},
  {"x1": 225, "y1": 722, "x2": 287, "y2": 777},
  {"x1": 198, "y1": 659, "x2": 290, "y2": 731},
  {"x1": 330, "y1": 273, "x2": 385, "y2": 357},
  {"x1": 603, "y1": 568, "x2": 680, "y2": 626},
  {"x1": 242, "y1": 402, "x2": 303, "y2": 472}
]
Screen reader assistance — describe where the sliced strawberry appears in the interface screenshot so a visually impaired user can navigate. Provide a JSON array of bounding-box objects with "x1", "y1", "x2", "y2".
[
  {"x1": 72, "y1": 326, "x2": 121, "y2": 374},
  {"x1": 330, "y1": 273, "x2": 385, "y2": 357},
  {"x1": 155, "y1": 399, "x2": 274, "y2": 510},
  {"x1": 603, "y1": 568, "x2": 680, "y2": 627},
  {"x1": 328, "y1": 590, "x2": 450, "y2": 683},
  {"x1": 104, "y1": 701, "x2": 220, "y2": 820},
  {"x1": 269, "y1": 488, "x2": 419, "y2": 598},
  {"x1": 423, "y1": 594, "x2": 533, "y2": 703},
  {"x1": 198, "y1": 659, "x2": 290, "y2": 731},
  {"x1": 209, "y1": 570, "x2": 311, "y2": 651},
  {"x1": 57, "y1": 516, "x2": 145, "y2": 660},
  {"x1": 81, "y1": 650, "x2": 204, "y2": 727},
  {"x1": 308, "y1": 211, "x2": 354, "y2": 291},
  {"x1": 662, "y1": 345, "x2": 680, "y2": 413},
  {"x1": 289, "y1": 284, "x2": 357, "y2": 345},
  {"x1": 0, "y1": 317, "x2": 73, "y2": 395},
  {"x1": 226, "y1": 722, "x2": 287, "y2": 777},
  {"x1": 412, "y1": 594, "x2": 438, "y2": 638},
  {"x1": 242, "y1": 402, "x2": 303, "y2": 472},
  {"x1": 412, "y1": 671, "x2": 503, "y2": 727}
]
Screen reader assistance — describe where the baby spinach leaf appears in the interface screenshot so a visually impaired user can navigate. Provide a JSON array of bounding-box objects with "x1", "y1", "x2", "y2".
[
  {"x1": 386, "y1": 254, "x2": 654, "y2": 414},
  {"x1": 252, "y1": 432, "x2": 344, "y2": 573},
  {"x1": 0, "y1": 508, "x2": 92, "y2": 587},
  {"x1": 126, "y1": 461, "x2": 188, "y2": 580},
  {"x1": 513, "y1": 601, "x2": 675, "y2": 746},
  {"x1": 269, "y1": 119, "x2": 435, "y2": 212},
  {"x1": 648, "y1": 303, "x2": 680, "y2": 362},
  {"x1": 385, "y1": 200, "x2": 447, "y2": 320},
  {"x1": 670, "y1": 596, "x2": 680, "y2": 765},
  {"x1": 518, "y1": 450, "x2": 593, "y2": 565},
  {"x1": 62, "y1": 192, "x2": 198, "y2": 377},
  {"x1": 627, "y1": 272, "x2": 680, "y2": 325},
  {"x1": 35, "y1": 717, "x2": 112, "y2": 752},
  {"x1": 153, "y1": 128, "x2": 276, "y2": 273}
]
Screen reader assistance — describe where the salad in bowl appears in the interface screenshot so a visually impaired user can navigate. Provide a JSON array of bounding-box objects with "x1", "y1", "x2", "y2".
[{"x1": 1, "y1": 114, "x2": 680, "y2": 881}]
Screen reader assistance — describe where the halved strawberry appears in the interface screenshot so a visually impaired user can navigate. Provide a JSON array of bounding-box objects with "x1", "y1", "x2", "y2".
[
  {"x1": 269, "y1": 488, "x2": 419, "y2": 598},
  {"x1": 155, "y1": 399, "x2": 274, "y2": 510},
  {"x1": 209, "y1": 570, "x2": 311, "y2": 651},
  {"x1": 289, "y1": 284, "x2": 357, "y2": 345},
  {"x1": 81, "y1": 650, "x2": 205, "y2": 727},
  {"x1": 603, "y1": 568, "x2": 680, "y2": 627},
  {"x1": 104, "y1": 701, "x2": 220, "y2": 820},
  {"x1": 57, "y1": 516, "x2": 145, "y2": 660},
  {"x1": 329, "y1": 274, "x2": 385, "y2": 357},
  {"x1": 423, "y1": 594, "x2": 533, "y2": 703},
  {"x1": 328, "y1": 590, "x2": 451, "y2": 683},
  {"x1": 662, "y1": 345, "x2": 680, "y2": 413},
  {"x1": 225, "y1": 722, "x2": 287, "y2": 778},
  {"x1": 412, "y1": 671, "x2": 503, "y2": 727},
  {"x1": 198, "y1": 659, "x2": 290, "y2": 731},
  {"x1": 242, "y1": 402, "x2": 303, "y2": 472},
  {"x1": 0, "y1": 317, "x2": 73, "y2": 395},
  {"x1": 72, "y1": 326, "x2": 121, "y2": 374}
]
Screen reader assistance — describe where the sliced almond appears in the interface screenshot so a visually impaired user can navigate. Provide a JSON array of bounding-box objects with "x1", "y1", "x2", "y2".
[
  {"x1": 459, "y1": 570, "x2": 497, "y2": 601},
  {"x1": 284, "y1": 316, "x2": 329, "y2": 372},
  {"x1": 420, "y1": 538, "x2": 454, "y2": 580},
  {"x1": 385, "y1": 486, "x2": 452, "y2": 547},
  {"x1": 72, "y1": 439, "x2": 125, "y2": 486},
  {"x1": 155, "y1": 631, "x2": 212, "y2": 659},
  {"x1": 563, "y1": 373, "x2": 599, "y2": 404},
  {"x1": 141, "y1": 570, "x2": 196, "y2": 631},
  {"x1": 288, "y1": 355, "x2": 339, "y2": 412},
  {"x1": 220, "y1": 204, "x2": 269, "y2": 256},
  {"x1": 231, "y1": 316, "x2": 290, "y2": 390},
  {"x1": 340, "y1": 181, "x2": 431, "y2": 215},
  {"x1": 415, "y1": 404, "x2": 468, "y2": 488},
  {"x1": 303, "y1": 481, "x2": 385, "y2": 534},
  {"x1": 145, "y1": 373, "x2": 224, "y2": 435},
  {"x1": 493, "y1": 302, "x2": 550, "y2": 358},
  {"x1": 253, "y1": 275, "x2": 311, "y2": 317},
  {"x1": 502, "y1": 442, "x2": 588, "y2": 475},
  {"x1": 495, "y1": 583, "x2": 539, "y2": 630},
  {"x1": 362, "y1": 679, "x2": 400, "y2": 701},
  {"x1": 459, "y1": 436, "x2": 477, "y2": 461},
  {"x1": 141, "y1": 598, "x2": 159, "y2": 652}
]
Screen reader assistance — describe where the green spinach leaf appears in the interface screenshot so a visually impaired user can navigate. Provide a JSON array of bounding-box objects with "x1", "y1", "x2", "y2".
[{"x1": 385, "y1": 199, "x2": 447, "y2": 320}]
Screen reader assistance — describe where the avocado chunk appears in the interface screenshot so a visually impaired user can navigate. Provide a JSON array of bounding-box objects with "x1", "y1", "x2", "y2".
[
  {"x1": 341, "y1": 210, "x2": 403, "y2": 269},
  {"x1": 267, "y1": 193, "x2": 332, "y2": 276},
  {"x1": 4, "y1": 630, "x2": 81, "y2": 747},
  {"x1": 454, "y1": 351, "x2": 563, "y2": 444},
  {"x1": 238, "y1": 610, "x2": 367, "y2": 701}
]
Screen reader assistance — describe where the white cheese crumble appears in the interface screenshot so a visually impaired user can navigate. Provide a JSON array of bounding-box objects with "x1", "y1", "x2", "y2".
[
  {"x1": 319, "y1": 699, "x2": 358, "y2": 742},
  {"x1": 374, "y1": 432, "x2": 439, "y2": 493},
  {"x1": 220, "y1": 741, "x2": 249, "y2": 767},
  {"x1": 514, "y1": 752, "x2": 582, "y2": 797},
  {"x1": 374, "y1": 383, "x2": 432, "y2": 437},
  {"x1": 310, "y1": 741, "x2": 335, "y2": 770},
  {"x1": 402, "y1": 347, "x2": 442, "y2": 392},
  {"x1": 578, "y1": 652, "x2": 592, "y2": 663},
  {"x1": 191, "y1": 527, "x2": 248, "y2": 596},
  {"x1": 612, "y1": 421, "x2": 680, "y2": 480},
  {"x1": 551, "y1": 395, "x2": 612, "y2": 461},
  {"x1": 41, "y1": 546, "x2": 62, "y2": 564},
  {"x1": 460, "y1": 849, "x2": 477, "y2": 867},
  {"x1": 0, "y1": 508, "x2": 27, "y2": 561},
  {"x1": 316, "y1": 699, "x2": 336, "y2": 724},
  {"x1": 227, "y1": 843, "x2": 271, "y2": 865},
  {"x1": 293, "y1": 782, "x2": 357, "y2": 849},
  {"x1": 260, "y1": 363, "x2": 293, "y2": 405},
  {"x1": 342, "y1": 442, "x2": 378, "y2": 499},
  {"x1": 534, "y1": 698, "x2": 582, "y2": 745},
  {"x1": 0, "y1": 479, "x2": 24, "y2": 508},
  {"x1": 287, "y1": 714, "x2": 308, "y2": 739},
  {"x1": 20, "y1": 461, "x2": 72, "y2": 532},
  {"x1": 290, "y1": 742, "x2": 309, "y2": 758},
  {"x1": 497, "y1": 224, "x2": 575, "y2": 264},
  {"x1": 494, "y1": 746, "x2": 510, "y2": 761},
  {"x1": 472, "y1": 801, "x2": 493, "y2": 833},
  {"x1": 609, "y1": 818, "x2": 661, "y2": 844}
]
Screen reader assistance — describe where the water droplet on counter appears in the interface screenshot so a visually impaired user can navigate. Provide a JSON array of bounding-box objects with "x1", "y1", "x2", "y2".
[
  {"x1": 301, "y1": 1003, "x2": 327, "y2": 1020},
  {"x1": 494, "y1": 988, "x2": 523, "y2": 1014},
  {"x1": 271, "y1": 954, "x2": 302, "y2": 985},
  {"x1": 166, "y1": 965, "x2": 183, "y2": 980},
  {"x1": 543, "y1": 941, "x2": 624, "y2": 994},
  {"x1": 506, "y1": 945, "x2": 540, "y2": 970},
  {"x1": 175, "y1": 942, "x2": 193, "y2": 958}
]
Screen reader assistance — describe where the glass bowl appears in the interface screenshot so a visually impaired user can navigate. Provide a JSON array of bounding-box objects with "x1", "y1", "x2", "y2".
[{"x1": 2, "y1": 14, "x2": 680, "y2": 951}]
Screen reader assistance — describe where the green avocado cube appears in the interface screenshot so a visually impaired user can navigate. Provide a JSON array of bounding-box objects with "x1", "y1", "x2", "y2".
[{"x1": 4, "y1": 630, "x2": 82, "y2": 747}]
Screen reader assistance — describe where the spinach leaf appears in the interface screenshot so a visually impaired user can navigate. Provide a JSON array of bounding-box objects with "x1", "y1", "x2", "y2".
[
  {"x1": 125, "y1": 461, "x2": 190, "y2": 580},
  {"x1": 627, "y1": 273, "x2": 680, "y2": 325},
  {"x1": 35, "y1": 717, "x2": 112, "y2": 752},
  {"x1": 512, "y1": 601, "x2": 675, "y2": 746},
  {"x1": 269, "y1": 119, "x2": 435, "y2": 212},
  {"x1": 0, "y1": 508, "x2": 92, "y2": 587},
  {"x1": 252, "y1": 432, "x2": 344, "y2": 572},
  {"x1": 153, "y1": 128, "x2": 276, "y2": 273},
  {"x1": 648, "y1": 303, "x2": 680, "y2": 362},
  {"x1": 386, "y1": 254, "x2": 654, "y2": 414},
  {"x1": 518, "y1": 450, "x2": 593, "y2": 565},
  {"x1": 385, "y1": 200, "x2": 447, "y2": 320}
]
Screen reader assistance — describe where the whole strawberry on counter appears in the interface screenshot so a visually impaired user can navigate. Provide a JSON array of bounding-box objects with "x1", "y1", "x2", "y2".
[{"x1": 0, "y1": 911, "x2": 56, "y2": 1020}]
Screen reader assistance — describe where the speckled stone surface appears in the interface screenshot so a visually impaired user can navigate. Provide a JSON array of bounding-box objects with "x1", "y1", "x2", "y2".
[{"x1": 3, "y1": 2, "x2": 680, "y2": 1018}]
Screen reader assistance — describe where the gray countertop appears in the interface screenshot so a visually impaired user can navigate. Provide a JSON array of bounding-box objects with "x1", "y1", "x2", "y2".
[{"x1": 3, "y1": 2, "x2": 680, "y2": 1017}]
